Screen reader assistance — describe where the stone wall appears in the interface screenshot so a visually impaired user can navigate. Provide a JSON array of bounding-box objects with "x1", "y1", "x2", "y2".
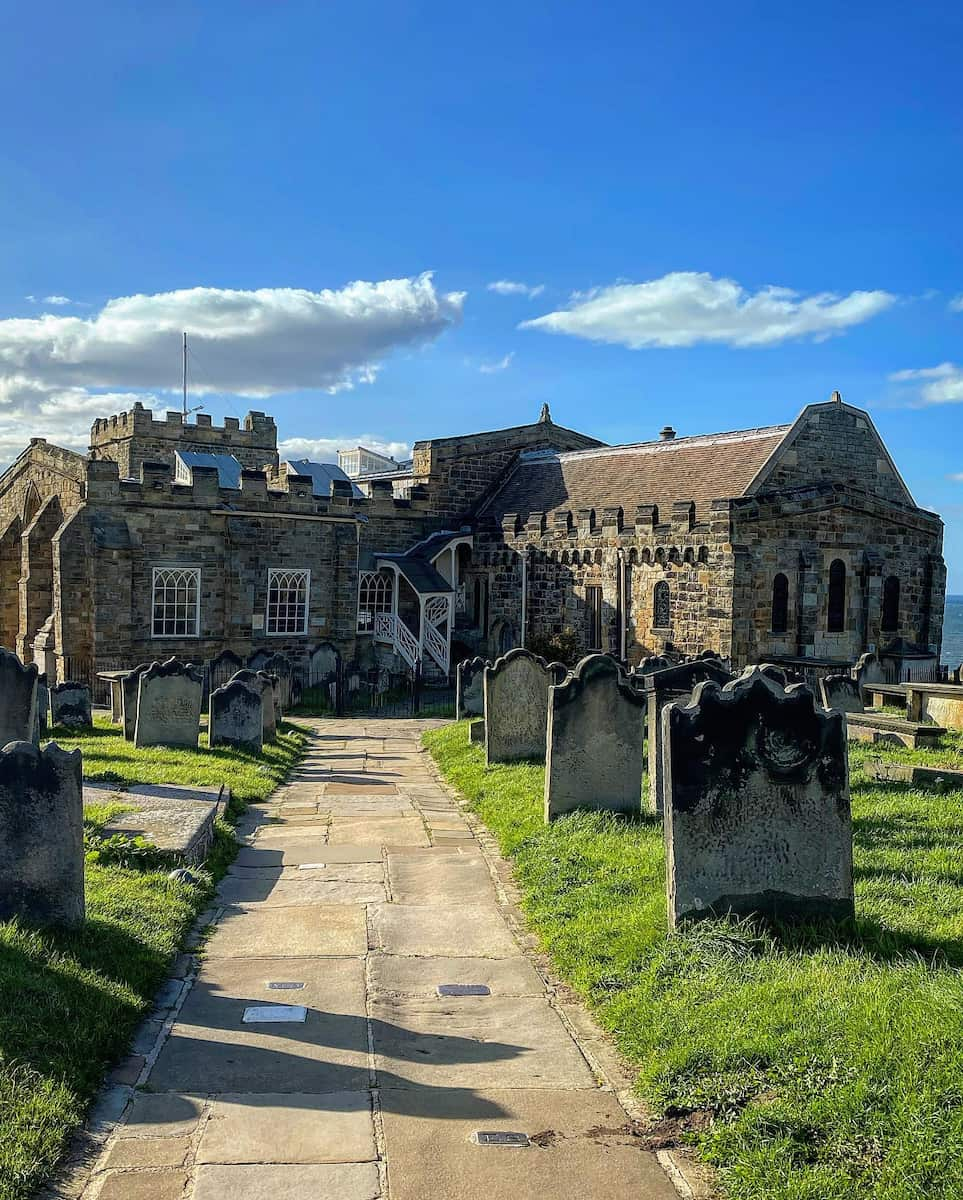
[
  {"x1": 89, "y1": 403, "x2": 279, "y2": 478},
  {"x1": 411, "y1": 417, "x2": 602, "y2": 522}
]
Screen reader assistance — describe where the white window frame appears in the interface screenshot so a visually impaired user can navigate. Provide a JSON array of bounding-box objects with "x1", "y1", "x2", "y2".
[
  {"x1": 357, "y1": 570, "x2": 393, "y2": 634},
  {"x1": 266, "y1": 567, "x2": 311, "y2": 636},
  {"x1": 151, "y1": 565, "x2": 202, "y2": 639}
]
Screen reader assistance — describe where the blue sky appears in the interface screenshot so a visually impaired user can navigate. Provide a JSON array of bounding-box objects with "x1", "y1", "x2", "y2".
[{"x1": 2, "y1": 2, "x2": 963, "y2": 581}]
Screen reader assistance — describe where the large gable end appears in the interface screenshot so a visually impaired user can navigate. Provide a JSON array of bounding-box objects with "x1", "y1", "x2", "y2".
[{"x1": 743, "y1": 396, "x2": 916, "y2": 507}]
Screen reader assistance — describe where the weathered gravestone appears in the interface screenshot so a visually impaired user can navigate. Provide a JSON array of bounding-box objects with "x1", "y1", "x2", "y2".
[
  {"x1": 468, "y1": 719, "x2": 485, "y2": 744},
  {"x1": 308, "y1": 642, "x2": 340, "y2": 687},
  {"x1": 262, "y1": 654, "x2": 293, "y2": 708},
  {"x1": 641, "y1": 657, "x2": 734, "y2": 813},
  {"x1": 0, "y1": 740, "x2": 84, "y2": 926},
  {"x1": 208, "y1": 649, "x2": 245, "y2": 695},
  {"x1": 544, "y1": 654, "x2": 647, "y2": 820},
  {"x1": 852, "y1": 651, "x2": 886, "y2": 687},
  {"x1": 248, "y1": 649, "x2": 272, "y2": 673},
  {"x1": 0, "y1": 648, "x2": 38, "y2": 745},
  {"x1": 134, "y1": 659, "x2": 204, "y2": 748},
  {"x1": 819, "y1": 673, "x2": 865, "y2": 714},
  {"x1": 484, "y1": 649, "x2": 566, "y2": 764},
  {"x1": 122, "y1": 662, "x2": 153, "y2": 740},
  {"x1": 229, "y1": 670, "x2": 276, "y2": 741},
  {"x1": 456, "y1": 656, "x2": 489, "y2": 719},
  {"x1": 210, "y1": 678, "x2": 263, "y2": 754},
  {"x1": 50, "y1": 682, "x2": 92, "y2": 729},
  {"x1": 663, "y1": 666, "x2": 854, "y2": 928}
]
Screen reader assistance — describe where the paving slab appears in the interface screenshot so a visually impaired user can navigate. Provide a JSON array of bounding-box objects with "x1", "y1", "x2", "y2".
[
  {"x1": 372, "y1": 996, "x2": 596, "y2": 1089},
  {"x1": 197, "y1": 1092, "x2": 375, "y2": 1164},
  {"x1": 205, "y1": 904, "x2": 367, "y2": 957},
  {"x1": 328, "y1": 817, "x2": 429, "y2": 847},
  {"x1": 96, "y1": 1171, "x2": 190, "y2": 1200},
  {"x1": 369, "y1": 955, "x2": 545, "y2": 998},
  {"x1": 102, "y1": 1135, "x2": 192, "y2": 1168},
  {"x1": 218, "y1": 876, "x2": 386, "y2": 906},
  {"x1": 148, "y1": 957, "x2": 368, "y2": 1093},
  {"x1": 387, "y1": 851, "x2": 494, "y2": 903},
  {"x1": 234, "y1": 839, "x2": 382, "y2": 867},
  {"x1": 193, "y1": 1162, "x2": 380, "y2": 1200},
  {"x1": 380, "y1": 1088, "x2": 680, "y2": 1200},
  {"x1": 370, "y1": 903, "x2": 519, "y2": 957},
  {"x1": 226, "y1": 863, "x2": 384, "y2": 883}
]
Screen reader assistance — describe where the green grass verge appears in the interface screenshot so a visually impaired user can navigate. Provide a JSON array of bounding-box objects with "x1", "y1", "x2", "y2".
[
  {"x1": 424, "y1": 723, "x2": 963, "y2": 1200},
  {"x1": 0, "y1": 717, "x2": 308, "y2": 1200}
]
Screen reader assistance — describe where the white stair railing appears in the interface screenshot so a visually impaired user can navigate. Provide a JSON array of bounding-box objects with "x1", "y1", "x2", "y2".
[{"x1": 422, "y1": 595, "x2": 452, "y2": 675}]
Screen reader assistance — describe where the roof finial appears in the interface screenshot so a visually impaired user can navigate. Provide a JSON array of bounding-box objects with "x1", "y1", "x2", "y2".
[
  {"x1": 538, "y1": 402, "x2": 551, "y2": 424},
  {"x1": 831, "y1": 389, "x2": 842, "y2": 404}
]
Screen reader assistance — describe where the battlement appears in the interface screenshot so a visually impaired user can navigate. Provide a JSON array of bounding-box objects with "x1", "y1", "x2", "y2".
[
  {"x1": 83, "y1": 457, "x2": 433, "y2": 520},
  {"x1": 89, "y1": 401, "x2": 278, "y2": 478}
]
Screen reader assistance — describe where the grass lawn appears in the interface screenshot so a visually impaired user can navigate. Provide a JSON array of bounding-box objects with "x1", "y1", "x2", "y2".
[
  {"x1": 0, "y1": 716, "x2": 308, "y2": 1200},
  {"x1": 425, "y1": 723, "x2": 963, "y2": 1200}
]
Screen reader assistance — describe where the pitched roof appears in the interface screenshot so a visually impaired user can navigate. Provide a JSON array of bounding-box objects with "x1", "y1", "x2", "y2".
[
  {"x1": 478, "y1": 424, "x2": 791, "y2": 526},
  {"x1": 285, "y1": 459, "x2": 363, "y2": 499},
  {"x1": 174, "y1": 450, "x2": 243, "y2": 489}
]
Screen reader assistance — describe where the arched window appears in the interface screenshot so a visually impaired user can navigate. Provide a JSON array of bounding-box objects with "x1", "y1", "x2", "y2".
[
  {"x1": 827, "y1": 559, "x2": 846, "y2": 633},
  {"x1": 357, "y1": 571, "x2": 393, "y2": 633},
  {"x1": 881, "y1": 575, "x2": 900, "y2": 632},
  {"x1": 771, "y1": 573, "x2": 789, "y2": 634},
  {"x1": 653, "y1": 580, "x2": 670, "y2": 628}
]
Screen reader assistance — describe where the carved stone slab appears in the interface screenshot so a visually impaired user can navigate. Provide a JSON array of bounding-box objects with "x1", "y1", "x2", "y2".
[
  {"x1": 134, "y1": 659, "x2": 204, "y2": 749},
  {"x1": 456, "y1": 656, "x2": 488, "y2": 719},
  {"x1": 308, "y1": 642, "x2": 340, "y2": 687},
  {"x1": 484, "y1": 649, "x2": 566, "y2": 764},
  {"x1": 544, "y1": 654, "x2": 646, "y2": 820},
  {"x1": 121, "y1": 662, "x2": 153, "y2": 741},
  {"x1": 0, "y1": 740, "x2": 84, "y2": 926},
  {"x1": 663, "y1": 666, "x2": 854, "y2": 928},
  {"x1": 229, "y1": 670, "x2": 277, "y2": 741}
]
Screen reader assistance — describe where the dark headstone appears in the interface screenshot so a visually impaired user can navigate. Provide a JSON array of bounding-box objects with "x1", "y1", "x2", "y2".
[
  {"x1": 640, "y1": 657, "x2": 734, "y2": 813},
  {"x1": 50, "y1": 682, "x2": 92, "y2": 729},
  {"x1": 210, "y1": 678, "x2": 263, "y2": 754},
  {"x1": 0, "y1": 648, "x2": 39, "y2": 745},
  {"x1": 308, "y1": 642, "x2": 340, "y2": 686},
  {"x1": 545, "y1": 654, "x2": 646, "y2": 820},
  {"x1": 663, "y1": 666, "x2": 854, "y2": 928},
  {"x1": 456, "y1": 656, "x2": 489, "y2": 719},
  {"x1": 122, "y1": 662, "x2": 153, "y2": 740},
  {"x1": 0, "y1": 740, "x2": 84, "y2": 926},
  {"x1": 819, "y1": 674, "x2": 865, "y2": 714},
  {"x1": 228, "y1": 670, "x2": 277, "y2": 741}
]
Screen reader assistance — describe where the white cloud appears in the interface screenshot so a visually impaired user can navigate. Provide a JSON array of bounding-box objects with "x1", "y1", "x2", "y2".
[
  {"x1": 278, "y1": 435, "x2": 411, "y2": 464},
  {"x1": 519, "y1": 271, "x2": 895, "y2": 348},
  {"x1": 950, "y1": 294, "x2": 963, "y2": 313},
  {"x1": 43, "y1": 295, "x2": 73, "y2": 306},
  {"x1": 890, "y1": 363, "x2": 963, "y2": 407},
  {"x1": 478, "y1": 352, "x2": 514, "y2": 374},
  {"x1": 0, "y1": 274, "x2": 462, "y2": 465},
  {"x1": 487, "y1": 280, "x2": 545, "y2": 299}
]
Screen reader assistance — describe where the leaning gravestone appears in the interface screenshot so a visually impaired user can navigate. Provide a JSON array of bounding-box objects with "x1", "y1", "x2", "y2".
[
  {"x1": 122, "y1": 662, "x2": 153, "y2": 740},
  {"x1": 663, "y1": 666, "x2": 854, "y2": 928},
  {"x1": 544, "y1": 654, "x2": 647, "y2": 820},
  {"x1": 134, "y1": 659, "x2": 204, "y2": 749},
  {"x1": 0, "y1": 648, "x2": 38, "y2": 745},
  {"x1": 641, "y1": 657, "x2": 734, "y2": 813},
  {"x1": 456, "y1": 656, "x2": 488, "y2": 719},
  {"x1": 0, "y1": 740, "x2": 84, "y2": 926},
  {"x1": 229, "y1": 670, "x2": 277, "y2": 741},
  {"x1": 484, "y1": 648, "x2": 566, "y2": 764},
  {"x1": 261, "y1": 653, "x2": 293, "y2": 708},
  {"x1": 36, "y1": 674, "x2": 49, "y2": 741},
  {"x1": 819, "y1": 673, "x2": 864, "y2": 714},
  {"x1": 50, "y1": 682, "x2": 92, "y2": 729},
  {"x1": 210, "y1": 678, "x2": 263, "y2": 754}
]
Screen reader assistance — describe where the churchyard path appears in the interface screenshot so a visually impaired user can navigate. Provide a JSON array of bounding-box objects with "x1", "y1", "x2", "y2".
[{"x1": 80, "y1": 719, "x2": 681, "y2": 1200}]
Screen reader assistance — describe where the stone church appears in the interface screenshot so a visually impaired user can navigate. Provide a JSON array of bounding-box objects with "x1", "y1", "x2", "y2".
[{"x1": 0, "y1": 391, "x2": 945, "y2": 695}]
